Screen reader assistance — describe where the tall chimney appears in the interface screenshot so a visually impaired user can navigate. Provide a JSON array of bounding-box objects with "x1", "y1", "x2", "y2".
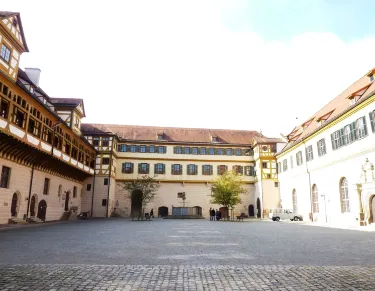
[{"x1": 25, "y1": 68, "x2": 41, "y2": 86}]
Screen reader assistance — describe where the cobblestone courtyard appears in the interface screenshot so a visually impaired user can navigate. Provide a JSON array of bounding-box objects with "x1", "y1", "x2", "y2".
[{"x1": 1, "y1": 219, "x2": 375, "y2": 290}]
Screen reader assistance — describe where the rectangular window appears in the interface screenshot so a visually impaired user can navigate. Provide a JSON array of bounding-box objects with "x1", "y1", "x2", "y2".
[
  {"x1": 138, "y1": 163, "x2": 150, "y2": 174},
  {"x1": 208, "y1": 148, "x2": 215, "y2": 155},
  {"x1": 0, "y1": 99, "x2": 9, "y2": 119},
  {"x1": 13, "y1": 107, "x2": 26, "y2": 128},
  {"x1": 233, "y1": 165, "x2": 244, "y2": 175},
  {"x1": 122, "y1": 162, "x2": 134, "y2": 173},
  {"x1": 244, "y1": 166, "x2": 251, "y2": 176},
  {"x1": 149, "y1": 145, "x2": 155, "y2": 153},
  {"x1": 117, "y1": 144, "x2": 126, "y2": 152},
  {"x1": 157, "y1": 134, "x2": 164, "y2": 140},
  {"x1": 128, "y1": 145, "x2": 136, "y2": 152},
  {"x1": 216, "y1": 148, "x2": 224, "y2": 155},
  {"x1": 317, "y1": 138, "x2": 327, "y2": 156},
  {"x1": 296, "y1": 151, "x2": 303, "y2": 166},
  {"x1": 104, "y1": 178, "x2": 109, "y2": 185},
  {"x1": 93, "y1": 137, "x2": 99, "y2": 146},
  {"x1": 191, "y1": 147, "x2": 198, "y2": 155},
  {"x1": 86, "y1": 184, "x2": 92, "y2": 191},
  {"x1": 102, "y1": 137, "x2": 109, "y2": 147},
  {"x1": 331, "y1": 130, "x2": 343, "y2": 150},
  {"x1": 187, "y1": 164, "x2": 198, "y2": 175},
  {"x1": 174, "y1": 146, "x2": 182, "y2": 154},
  {"x1": 199, "y1": 147, "x2": 206, "y2": 155},
  {"x1": 0, "y1": 166, "x2": 11, "y2": 188},
  {"x1": 217, "y1": 165, "x2": 227, "y2": 175},
  {"x1": 171, "y1": 164, "x2": 182, "y2": 175},
  {"x1": 157, "y1": 146, "x2": 166, "y2": 154},
  {"x1": 356, "y1": 116, "x2": 368, "y2": 139},
  {"x1": 262, "y1": 162, "x2": 268, "y2": 169},
  {"x1": 139, "y1": 145, "x2": 146, "y2": 153},
  {"x1": 43, "y1": 178, "x2": 50, "y2": 195},
  {"x1": 283, "y1": 159, "x2": 288, "y2": 171},
  {"x1": 290, "y1": 156, "x2": 293, "y2": 169},
  {"x1": 27, "y1": 118, "x2": 41, "y2": 137},
  {"x1": 369, "y1": 110, "x2": 375, "y2": 133},
  {"x1": 235, "y1": 149, "x2": 241, "y2": 156},
  {"x1": 274, "y1": 182, "x2": 279, "y2": 187},
  {"x1": 226, "y1": 148, "x2": 233, "y2": 155},
  {"x1": 0, "y1": 44, "x2": 11, "y2": 63},
  {"x1": 202, "y1": 165, "x2": 213, "y2": 175},
  {"x1": 102, "y1": 199, "x2": 107, "y2": 206},
  {"x1": 154, "y1": 163, "x2": 165, "y2": 174},
  {"x1": 306, "y1": 145, "x2": 314, "y2": 161},
  {"x1": 183, "y1": 147, "x2": 190, "y2": 154},
  {"x1": 102, "y1": 158, "x2": 110, "y2": 165}
]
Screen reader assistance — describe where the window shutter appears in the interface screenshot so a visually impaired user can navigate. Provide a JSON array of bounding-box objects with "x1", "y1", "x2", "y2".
[
  {"x1": 162, "y1": 164, "x2": 165, "y2": 174},
  {"x1": 351, "y1": 122, "x2": 357, "y2": 141},
  {"x1": 369, "y1": 111, "x2": 375, "y2": 132},
  {"x1": 217, "y1": 165, "x2": 220, "y2": 175},
  {"x1": 339, "y1": 129, "x2": 345, "y2": 147},
  {"x1": 363, "y1": 117, "x2": 368, "y2": 136},
  {"x1": 146, "y1": 164, "x2": 150, "y2": 174},
  {"x1": 310, "y1": 147, "x2": 314, "y2": 160},
  {"x1": 317, "y1": 141, "x2": 321, "y2": 157},
  {"x1": 202, "y1": 165, "x2": 205, "y2": 175},
  {"x1": 138, "y1": 163, "x2": 141, "y2": 173},
  {"x1": 209, "y1": 165, "x2": 212, "y2": 175},
  {"x1": 305, "y1": 147, "x2": 309, "y2": 161},
  {"x1": 130, "y1": 163, "x2": 134, "y2": 173},
  {"x1": 330, "y1": 133, "x2": 336, "y2": 150},
  {"x1": 225, "y1": 165, "x2": 228, "y2": 171}
]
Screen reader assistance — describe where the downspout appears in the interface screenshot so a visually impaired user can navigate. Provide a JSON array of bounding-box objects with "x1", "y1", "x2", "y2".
[
  {"x1": 302, "y1": 140, "x2": 313, "y2": 221},
  {"x1": 90, "y1": 158, "x2": 97, "y2": 218},
  {"x1": 105, "y1": 152, "x2": 113, "y2": 218},
  {"x1": 26, "y1": 165, "x2": 35, "y2": 221}
]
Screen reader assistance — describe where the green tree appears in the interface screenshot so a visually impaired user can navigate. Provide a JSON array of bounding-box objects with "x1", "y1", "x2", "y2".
[
  {"x1": 210, "y1": 170, "x2": 247, "y2": 219},
  {"x1": 118, "y1": 175, "x2": 160, "y2": 220}
]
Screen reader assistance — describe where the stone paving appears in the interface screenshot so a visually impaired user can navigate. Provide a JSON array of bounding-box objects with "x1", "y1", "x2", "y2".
[
  {"x1": 1, "y1": 264, "x2": 375, "y2": 290},
  {"x1": 1, "y1": 219, "x2": 375, "y2": 290}
]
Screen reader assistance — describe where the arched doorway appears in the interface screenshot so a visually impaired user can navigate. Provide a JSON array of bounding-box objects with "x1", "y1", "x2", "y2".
[
  {"x1": 65, "y1": 191, "x2": 70, "y2": 211},
  {"x1": 11, "y1": 192, "x2": 20, "y2": 217},
  {"x1": 248, "y1": 204, "x2": 254, "y2": 217},
  {"x1": 131, "y1": 190, "x2": 142, "y2": 217},
  {"x1": 219, "y1": 207, "x2": 229, "y2": 219},
  {"x1": 256, "y1": 198, "x2": 261, "y2": 218},
  {"x1": 371, "y1": 195, "x2": 375, "y2": 223},
  {"x1": 193, "y1": 206, "x2": 202, "y2": 216},
  {"x1": 37, "y1": 200, "x2": 47, "y2": 221},
  {"x1": 30, "y1": 194, "x2": 37, "y2": 217},
  {"x1": 158, "y1": 206, "x2": 168, "y2": 217}
]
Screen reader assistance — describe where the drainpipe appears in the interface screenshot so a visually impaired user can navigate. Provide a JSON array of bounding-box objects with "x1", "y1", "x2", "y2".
[
  {"x1": 26, "y1": 165, "x2": 35, "y2": 221},
  {"x1": 90, "y1": 159, "x2": 97, "y2": 218},
  {"x1": 105, "y1": 153, "x2": 113, "y2": 218},
  {"x1": 302, "y1": 141, "x2": 313, "y2": 221}
]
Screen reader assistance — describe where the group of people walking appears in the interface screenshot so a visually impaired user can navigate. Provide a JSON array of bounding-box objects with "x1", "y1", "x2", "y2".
[{"x1": 209, "y1": 207, "x2": 222, "y2": 221}]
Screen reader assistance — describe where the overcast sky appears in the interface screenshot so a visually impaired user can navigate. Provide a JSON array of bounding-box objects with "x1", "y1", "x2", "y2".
[{"x1": 5, "y1": 0, "x2": 375, "y2": 137}]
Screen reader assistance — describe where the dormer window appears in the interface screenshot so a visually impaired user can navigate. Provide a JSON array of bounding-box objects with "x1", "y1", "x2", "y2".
[
  {"x1": 157, "y1": 133, "x2": 164, "y2": 140},
  {"x1": 370, "y1": 74, "x2": 374, "y2": 82},
  {"x1": 212, "y1": 136, "x2": 218, "y2": 142},
  {"x1": 349, "y1": 97, "x2": 355, "y2": 105}
]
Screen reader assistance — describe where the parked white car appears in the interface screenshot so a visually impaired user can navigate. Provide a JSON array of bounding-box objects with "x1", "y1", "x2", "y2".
[{"x1": 268, "y1": 208, "x2": 303, "y2": 221}]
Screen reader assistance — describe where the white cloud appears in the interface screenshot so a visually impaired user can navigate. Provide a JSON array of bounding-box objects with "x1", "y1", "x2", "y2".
[{"x1": 6, "y1": 0, "x2": 375, "y2": 137}]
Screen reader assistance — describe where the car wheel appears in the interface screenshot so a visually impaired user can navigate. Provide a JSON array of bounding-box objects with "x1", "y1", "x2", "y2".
[
  {"x1": 272, "y1": 218, "x2": 275, "y2": 221},
  {"x1": 275, "y1": 217, "x2": 280, "y2": 221},
  {"x1": 293, "y1": 216, "x2": 299, "y2": 221}
]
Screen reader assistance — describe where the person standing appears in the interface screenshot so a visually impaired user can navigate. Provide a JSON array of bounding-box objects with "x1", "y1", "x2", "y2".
[
  {"x1": 150, "y1": 208, "x2": 154, "y2": 218},
  {"x1": 209, "y1": 207, "x2": 213, "y2": 221}
]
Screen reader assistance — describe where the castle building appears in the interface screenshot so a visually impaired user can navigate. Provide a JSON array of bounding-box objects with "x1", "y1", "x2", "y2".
[
  {"x1": 80, "y1": 124, "x2": 285, "y2": 219},
  {"x1": 276, "y1": 69, "x2": 375, "y2": 226},
  {"x1": 0, "y1": 12, "x2": 97, "y2": 224},
  {"x1": 0, "y1": 11, "x2": 283, "y2": 224}
]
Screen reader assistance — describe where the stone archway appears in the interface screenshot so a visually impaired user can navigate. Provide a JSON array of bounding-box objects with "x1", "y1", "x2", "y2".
[
  {"x1": 256, "y1": 198, "x2": 261, "y2": 218},
  {"x1": 370, "y1": 195, "x2": 375, "y2": 224},
  {"x1": 248, "y1": 204, "x2": 255, "y2": 217},
  {"x1": 158, "y1": 206, "x2": 168, "y2": 217},
  {"x1": 30, "y1": 194, "x2": 38, "y2": 217},
  {"x1": 37, "y1": 200, "x2": 47, "y2": 221},
  {"x1": 131, "y1": 190, "x2": 142, "y2": 218},
  {"x1": 10, "y1": 192, "x2": 21, "y2": 217},
  {"x1": 65, "y1": 191, "x2": 70, "y2": 211}
]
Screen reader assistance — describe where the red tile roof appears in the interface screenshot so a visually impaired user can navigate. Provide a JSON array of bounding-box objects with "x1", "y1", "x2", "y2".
[
  {"x1": 81, "y1": 124, "x2": 263, "y2": 145},
  {"x1": 280, "y1": 69, "x2": 375, "y2": 154}
]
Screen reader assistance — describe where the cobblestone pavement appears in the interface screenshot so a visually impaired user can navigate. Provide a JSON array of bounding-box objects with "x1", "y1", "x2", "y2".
[
  {"x1": 1, "y1": 264, "x2": 375, "y2": 291},
  {"x1": 1, "y1": 219, "x2": 375, "y2": 290}
]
